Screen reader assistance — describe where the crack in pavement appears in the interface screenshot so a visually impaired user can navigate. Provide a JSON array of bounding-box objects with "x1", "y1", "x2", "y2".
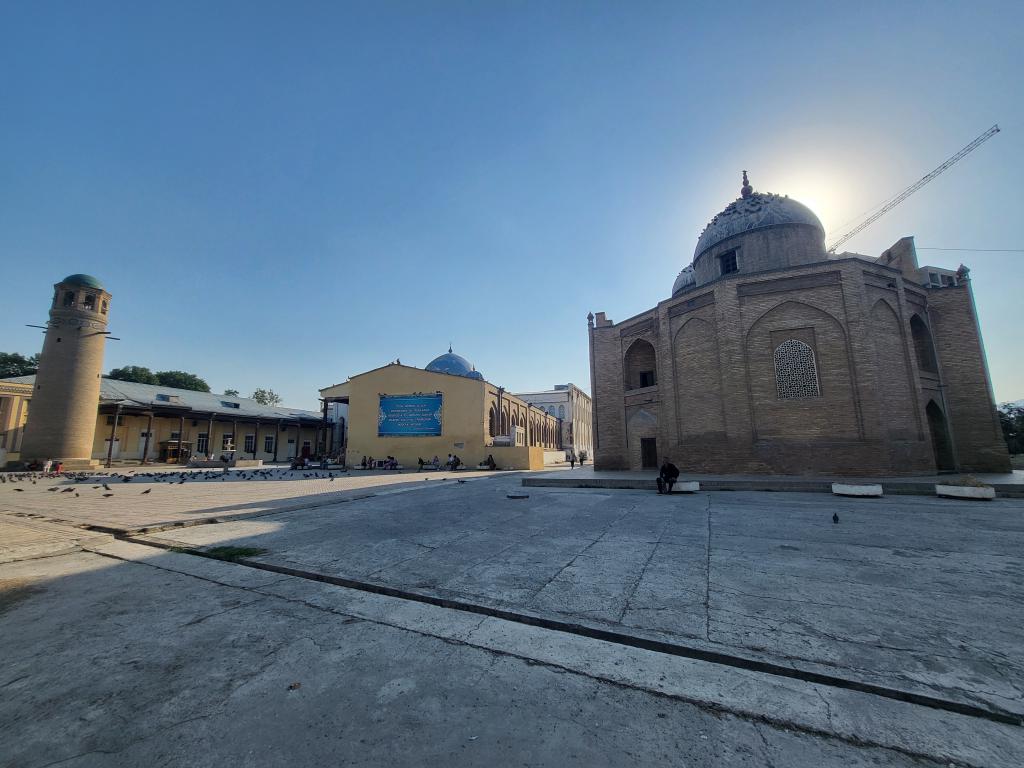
[
  {"x1": 617, "y1": 517, "x2": 672, "y2": 623},
  {"x1": 530, "y1": 502, "x2": 639, "y2": 599},
  {"x1": 704, "y1": 495, "x2": 712, "y2": 643},
  {"x1": 79, "y1": 544, "x2": 1017, "y2": 768}
]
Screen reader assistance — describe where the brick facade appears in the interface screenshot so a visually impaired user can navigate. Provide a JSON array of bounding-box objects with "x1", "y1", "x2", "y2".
[{"x1": 590, "y1": 250, "x2": 1010, "y2": 476}]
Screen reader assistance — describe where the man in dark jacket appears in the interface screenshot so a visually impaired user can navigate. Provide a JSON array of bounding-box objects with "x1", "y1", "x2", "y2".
[{"x1": 657, "y1": 459, "x2": 680, "y2": 494}]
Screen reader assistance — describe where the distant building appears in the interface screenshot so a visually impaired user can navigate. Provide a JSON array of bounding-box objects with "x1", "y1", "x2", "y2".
[
  {"x1": 588, "y1": 173, "x2": 1010, "y2": 474},
  {"x1": 512, "y1": 384, "x2": 593, "y2": 461},
  {"x1": 320, "y1": 348, "x2": 563, "y2": 470},
  {"x1": 2, "y1": 272, "x2": 327, "y2": 468},
  {"x1": 1, "y1": 376, "x2": 325, "y2": 467}
]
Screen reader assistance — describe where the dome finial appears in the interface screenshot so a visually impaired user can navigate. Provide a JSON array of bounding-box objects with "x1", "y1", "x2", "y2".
[
  {"x1": 741, "y1": 170, "x2": 752, "y2": 199},
  {"x1": 448, "y1": 344, "x2": 453, "y2": 353}
]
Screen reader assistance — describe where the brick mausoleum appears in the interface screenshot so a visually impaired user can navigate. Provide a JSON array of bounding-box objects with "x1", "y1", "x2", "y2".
[{"x1": 588, "y1": 173, "x2": 1010, "y2": 475}]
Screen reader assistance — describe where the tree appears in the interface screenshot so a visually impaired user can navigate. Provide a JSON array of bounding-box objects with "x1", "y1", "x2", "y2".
[
  {"x1": 108, "y1": 365, "x2": 158, "y2": 384},
  {"x1": 0, "y1": 352, "x2": 39, "y2": 378},
  {"x1": 223, "y1": 389, "x2": 240, "y2": 397},
  {"x1": 154, "y1": 371, "x2": 211, "y2": 392},
  {"x1": 251, "y1": 388, "x2": 283, "y2": 406}
]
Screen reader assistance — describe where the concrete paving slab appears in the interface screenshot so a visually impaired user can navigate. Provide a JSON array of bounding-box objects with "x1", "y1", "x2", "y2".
[
  {"x1": 0, "y1": 467, "x2": 498, "y2": 532},
  {"x1": 3, "y1": 546, "x2": 1020, "y2": 766},
  {"x1": 0, "y1": 512, "x2": 113, "y2": 563},
  {"x1": 524, "y1": 468, "x2": 1024, "y2": 496},
  {"x1": 127, "y1": 475, "x2": 1024, "y2": 722}
]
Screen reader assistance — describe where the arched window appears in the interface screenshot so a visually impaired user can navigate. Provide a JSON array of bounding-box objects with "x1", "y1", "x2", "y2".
[
  {"x1": 558, "y1": 404, "x2": 565, "y2": 420},
  {"x1": 488, "y1": 405, "x2": 496, "y2": 437},
  {"x1": 910, "y1": 315, "x2": 938, "y2": 374},
  {"x1": 773, "y1": 339, "x2": 820, "y2": 399},
  {"x1": 624, "y1": 339, "x2": 657, "y2": 390}
]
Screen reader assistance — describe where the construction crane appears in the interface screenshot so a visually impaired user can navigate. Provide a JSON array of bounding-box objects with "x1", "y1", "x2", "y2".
[{"x1": 827, "y1": 124, "x2": 1001, "y2": 253}]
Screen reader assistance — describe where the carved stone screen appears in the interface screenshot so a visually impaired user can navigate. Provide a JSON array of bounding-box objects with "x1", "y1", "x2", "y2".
[{"x1": 773, "y1": 339, "x2": 820, "y2": 399}]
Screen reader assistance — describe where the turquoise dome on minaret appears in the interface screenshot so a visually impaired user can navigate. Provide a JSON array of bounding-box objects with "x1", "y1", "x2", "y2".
[{"x1": 62, "y1": 274, "x2": 105, "y2": 290}]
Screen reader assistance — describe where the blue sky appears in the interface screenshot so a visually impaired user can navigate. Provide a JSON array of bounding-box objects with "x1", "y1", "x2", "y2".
[{"x1": 2, "y1": 1, "x2": 1021, "y2": 409}]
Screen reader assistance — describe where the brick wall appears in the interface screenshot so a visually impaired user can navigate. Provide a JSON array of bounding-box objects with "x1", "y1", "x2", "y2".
[{"x1": 927, "y1": 283, "x2": 1010, "y2": 472}]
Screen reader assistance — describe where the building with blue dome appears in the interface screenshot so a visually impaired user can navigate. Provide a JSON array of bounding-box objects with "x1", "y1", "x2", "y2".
[
  {"x1": 588, "y1": 172, "x2": 1009, "y2": 475},
  {"x1": 320, "y1": 348, "x2": 564, "y2": 470},
  {"x1": 425, "y1": 348, "x2": 484, "y2": 380}
]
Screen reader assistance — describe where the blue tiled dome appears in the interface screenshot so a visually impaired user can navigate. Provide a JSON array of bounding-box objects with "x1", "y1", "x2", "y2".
[{"x1": 425, "y1": 348, "x2": 483, "y2": 379}]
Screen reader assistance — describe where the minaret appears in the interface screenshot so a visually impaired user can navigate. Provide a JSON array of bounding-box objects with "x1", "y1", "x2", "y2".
[{"x1": 20, "y1": 274, "x2": 112, "y2": 469}]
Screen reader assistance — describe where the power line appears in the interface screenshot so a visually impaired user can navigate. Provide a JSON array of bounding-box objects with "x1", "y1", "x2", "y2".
[{"x1": 917, "y1": 247, "x2": 1024, "y2": 252}]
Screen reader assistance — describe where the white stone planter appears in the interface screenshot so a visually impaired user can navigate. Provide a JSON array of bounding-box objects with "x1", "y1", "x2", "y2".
[
  {"x1": 935, "y1": 484, "x2": 996, "y2": 500},
  {"x1": 673, "y1": 481, "x2": 700, "y2": 493},
  {"x1": 832, "y1": 483, "x2": 883, "y2": 498}
]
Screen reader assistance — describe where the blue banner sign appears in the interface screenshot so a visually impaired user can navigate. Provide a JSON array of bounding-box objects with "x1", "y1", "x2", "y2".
[{"x1": 378, "y1": 394, "x2": 443, "y2": 437}]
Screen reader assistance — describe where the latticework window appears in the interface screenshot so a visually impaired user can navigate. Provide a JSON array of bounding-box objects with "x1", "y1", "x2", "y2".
[{"x1": 774, "y1": 339, "x2": 820, "y2": 399}]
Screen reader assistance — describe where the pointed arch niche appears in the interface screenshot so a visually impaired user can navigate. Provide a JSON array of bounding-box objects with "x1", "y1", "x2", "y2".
[
  {"x1": 745, "y1": 300, "x2": 858, "y2": 439},
  {"x1": 624, "y1": 338, "x2": 658, "y2": 390},
  {"x1": 673, "y1": 317, "x2": 725, "y2": 438}
]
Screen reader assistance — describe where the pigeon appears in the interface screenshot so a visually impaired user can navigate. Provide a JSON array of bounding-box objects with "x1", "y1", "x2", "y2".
[
  {"x1": 48, "y1": 487, "x2": 59, "y2": 492},
  {"x1": 13, "y1": 488, "x2": 24, "y2": 492},
  {"x1": 61, "y1": 488, "x2": 74, "y2": 493},
  {"x1": 141, "y1": 488, "x2": 152, "y2": 494},
  {"x1": 93, "y1": 485, "x2": 101, "y2": 489},
  {"x1": 832, "y1": 513, "x2": 839, "y2": 524},
  {"x1": 103, "y1": 493, "x2": 114, "y2": 498}
]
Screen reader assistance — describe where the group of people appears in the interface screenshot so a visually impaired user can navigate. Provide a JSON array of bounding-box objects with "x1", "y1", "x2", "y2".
[
  {"x1": 414, "y1": 454, "x2": 467, "y2": 471},
  {"x1": 24, "y1": 459, "x2": 63, "y2": 473},
  {"x1": 359, "y1": 455, "x2": 400, "y2": 470}
]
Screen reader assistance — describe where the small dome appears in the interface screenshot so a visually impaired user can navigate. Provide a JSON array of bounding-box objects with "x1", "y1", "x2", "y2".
[
  {"x1": 693, "y1": 173, "x2": 823, "y2": 261},
  {"x1": 672, "y1": 265, "x2": 696, "y2": 297},
  {"x1": 425, "y1": 347, "x2": 482, "y2": 379},
  {"x1": 62, "y1": 274, "x2": 105, "y2": 290}
]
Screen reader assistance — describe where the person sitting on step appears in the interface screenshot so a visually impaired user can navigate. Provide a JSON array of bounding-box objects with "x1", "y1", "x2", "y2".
[{"x1": 657, "y1": 458, "x2": 680, "y2": 494}]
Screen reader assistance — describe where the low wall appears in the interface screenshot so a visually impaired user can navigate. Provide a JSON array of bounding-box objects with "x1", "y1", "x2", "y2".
[{"x1": 490, "y1": 445, "x2": 544, "y2": 470}]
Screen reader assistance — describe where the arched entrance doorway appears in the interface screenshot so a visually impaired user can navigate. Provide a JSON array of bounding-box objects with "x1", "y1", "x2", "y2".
[{"x1": 926, "y1": 400, "x2": 955, "y2": 471}]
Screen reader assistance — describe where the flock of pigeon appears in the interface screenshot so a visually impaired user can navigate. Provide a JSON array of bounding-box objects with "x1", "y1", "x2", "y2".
[
  {"x1": 0, "y1": 466, "x2": 472, "y2": 499},
  {"x1": 0, "y1": 467, "x2": 355, "y2": 497}
]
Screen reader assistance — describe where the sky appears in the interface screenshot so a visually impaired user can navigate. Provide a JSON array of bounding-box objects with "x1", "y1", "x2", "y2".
[{"x1": 1, "y1": 1, "x2": 1022, "y2": 409}]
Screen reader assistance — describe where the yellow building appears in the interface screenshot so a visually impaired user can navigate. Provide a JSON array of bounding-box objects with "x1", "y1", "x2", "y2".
[
  {"x1": 320, "y1": 349, "x2": 563, "y2": 470},
  {"x1": 1, "y1": 376, "x2": 325, "y2": 468}
]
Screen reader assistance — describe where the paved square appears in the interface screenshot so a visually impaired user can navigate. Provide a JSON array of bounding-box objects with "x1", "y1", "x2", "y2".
[
  {"x1": 119, "y1": 474, "x2": 1024, "y2": 720},
  {"x1": 3, "y1": 470, "x2": 1023, "y2": 766}
]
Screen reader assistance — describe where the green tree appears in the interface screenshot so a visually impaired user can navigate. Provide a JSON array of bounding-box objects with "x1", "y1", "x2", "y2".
[
  {"x1": 223, "y1": 389, "x2": 240, "y2": 397},
  {"x1": 108, "y1": 365, "x2": 158, "y2": 384},
  {"x1": 251, "y1": 388, "x2": 283, "y2": 406},
  {"x1": 155, "y1": 370, "x2": 211, "y2": 392},
  {"x1": 0, "y1": 352, "x2": 40, "y2": 378}
]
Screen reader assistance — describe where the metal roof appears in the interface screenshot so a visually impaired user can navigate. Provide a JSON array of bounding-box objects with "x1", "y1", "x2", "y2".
[{"x1": 1, "y1": 376, "x2": 321, "y2": 422}]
